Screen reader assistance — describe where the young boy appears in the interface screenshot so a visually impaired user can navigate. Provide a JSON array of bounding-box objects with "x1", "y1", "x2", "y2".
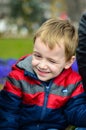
[{"x1": 0, "y1": 18, "x2": 86, "y2": 130}]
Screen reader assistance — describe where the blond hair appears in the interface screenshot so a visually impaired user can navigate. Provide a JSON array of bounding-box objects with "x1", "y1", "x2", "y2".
[{"x1": 34, "y1": 18, "x2": 78, "y2": 61}]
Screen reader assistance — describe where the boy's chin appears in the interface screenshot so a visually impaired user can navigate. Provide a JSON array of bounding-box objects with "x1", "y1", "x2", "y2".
[{"x1": 37, "y1": 75, "x2": 51, "y2": 82}]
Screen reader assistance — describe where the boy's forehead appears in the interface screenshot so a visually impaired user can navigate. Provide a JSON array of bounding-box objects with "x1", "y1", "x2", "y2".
[{"x1": 34, "y1": 37, "x2": 65, "y2": 57}]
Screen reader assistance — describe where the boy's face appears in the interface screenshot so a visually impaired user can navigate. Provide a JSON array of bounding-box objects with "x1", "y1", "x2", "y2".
[{"x1": 32, "y1": 37, "x2": 72, "y2": 81}]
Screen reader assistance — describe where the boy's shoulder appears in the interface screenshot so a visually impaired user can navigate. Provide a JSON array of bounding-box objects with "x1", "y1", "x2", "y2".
[
  {"x1": 55, "y1": 67, "x2": 82, "y2": 84},
  {"x1": 70, "y1": 68, "x2": 82, "y2": 79},
  {"x1": 66, "y1": 68, "x2": 82, "y2": 85},
  {"x1": 69, "y1": 66, "x2": 81, "y2": 77},
  {"x1": 9, "y1": 54, "x2": 31, "y2": 73}
]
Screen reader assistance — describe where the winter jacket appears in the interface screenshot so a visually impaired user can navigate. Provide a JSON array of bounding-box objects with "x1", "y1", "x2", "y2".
[
  {"x1": 0, "y1": 55, "x2": 86, "y2": 130},
  {"x1": 76, "y1": 13, "x2": 86, "y2": 91}
]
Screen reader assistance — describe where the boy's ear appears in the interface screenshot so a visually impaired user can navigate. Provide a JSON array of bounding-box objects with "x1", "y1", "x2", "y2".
[{"x1": 64, "y1": 56, "x2": 76, "y2": 69}]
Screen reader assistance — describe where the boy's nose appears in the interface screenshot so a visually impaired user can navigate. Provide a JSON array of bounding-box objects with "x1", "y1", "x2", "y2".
[{"x1": 39, "y1": 60, "x2": 47, "y2": 69}]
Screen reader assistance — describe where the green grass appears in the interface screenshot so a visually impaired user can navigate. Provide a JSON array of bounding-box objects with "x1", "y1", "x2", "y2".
[{"x1": 0, "y1": 38, "x2": 33, "y2": 59}]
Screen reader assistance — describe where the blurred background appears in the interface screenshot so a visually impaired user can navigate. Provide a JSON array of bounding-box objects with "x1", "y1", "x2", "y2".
[
  {"x1": 0, "y1": 0, "x2": 85, "y2": 129},
  {"x1": 0, "y1": 0, "x2": 86, "y2": 39}
]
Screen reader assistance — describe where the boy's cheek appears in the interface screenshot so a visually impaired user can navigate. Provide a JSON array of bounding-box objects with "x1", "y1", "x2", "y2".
[{"x1": 32, "y1": 59, "x2": 38, "y2": 66}]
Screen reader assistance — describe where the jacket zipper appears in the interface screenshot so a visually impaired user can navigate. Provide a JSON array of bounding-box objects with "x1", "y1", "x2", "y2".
[{"x1": 40, "y1": 81, "x2": 52, "y2": 120}]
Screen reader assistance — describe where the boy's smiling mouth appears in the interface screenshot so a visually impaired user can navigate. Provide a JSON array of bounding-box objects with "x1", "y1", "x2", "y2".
[{"x1": 37, "y1": 67, "x2": 50, "y2": 76}]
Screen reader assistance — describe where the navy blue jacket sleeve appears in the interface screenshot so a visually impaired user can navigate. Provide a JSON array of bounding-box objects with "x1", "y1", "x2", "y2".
[
  {"x1": 0, "y1": 90, "x2": 21, "y2": 130},
  {"x1": 76, "y1": 13, "x2": 86, "y2": 91},
  {"x1": 64, "y1": 93, "x2": 86, "y2": 127}
]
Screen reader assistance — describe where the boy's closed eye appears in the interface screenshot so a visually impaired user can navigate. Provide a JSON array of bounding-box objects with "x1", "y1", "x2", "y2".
[
  {"x1": 33, "y1": 53, "x2": 42, "y2": 58},
  {"x1": 48, "y1": 59, "x2": 57, "y2": 64}
]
